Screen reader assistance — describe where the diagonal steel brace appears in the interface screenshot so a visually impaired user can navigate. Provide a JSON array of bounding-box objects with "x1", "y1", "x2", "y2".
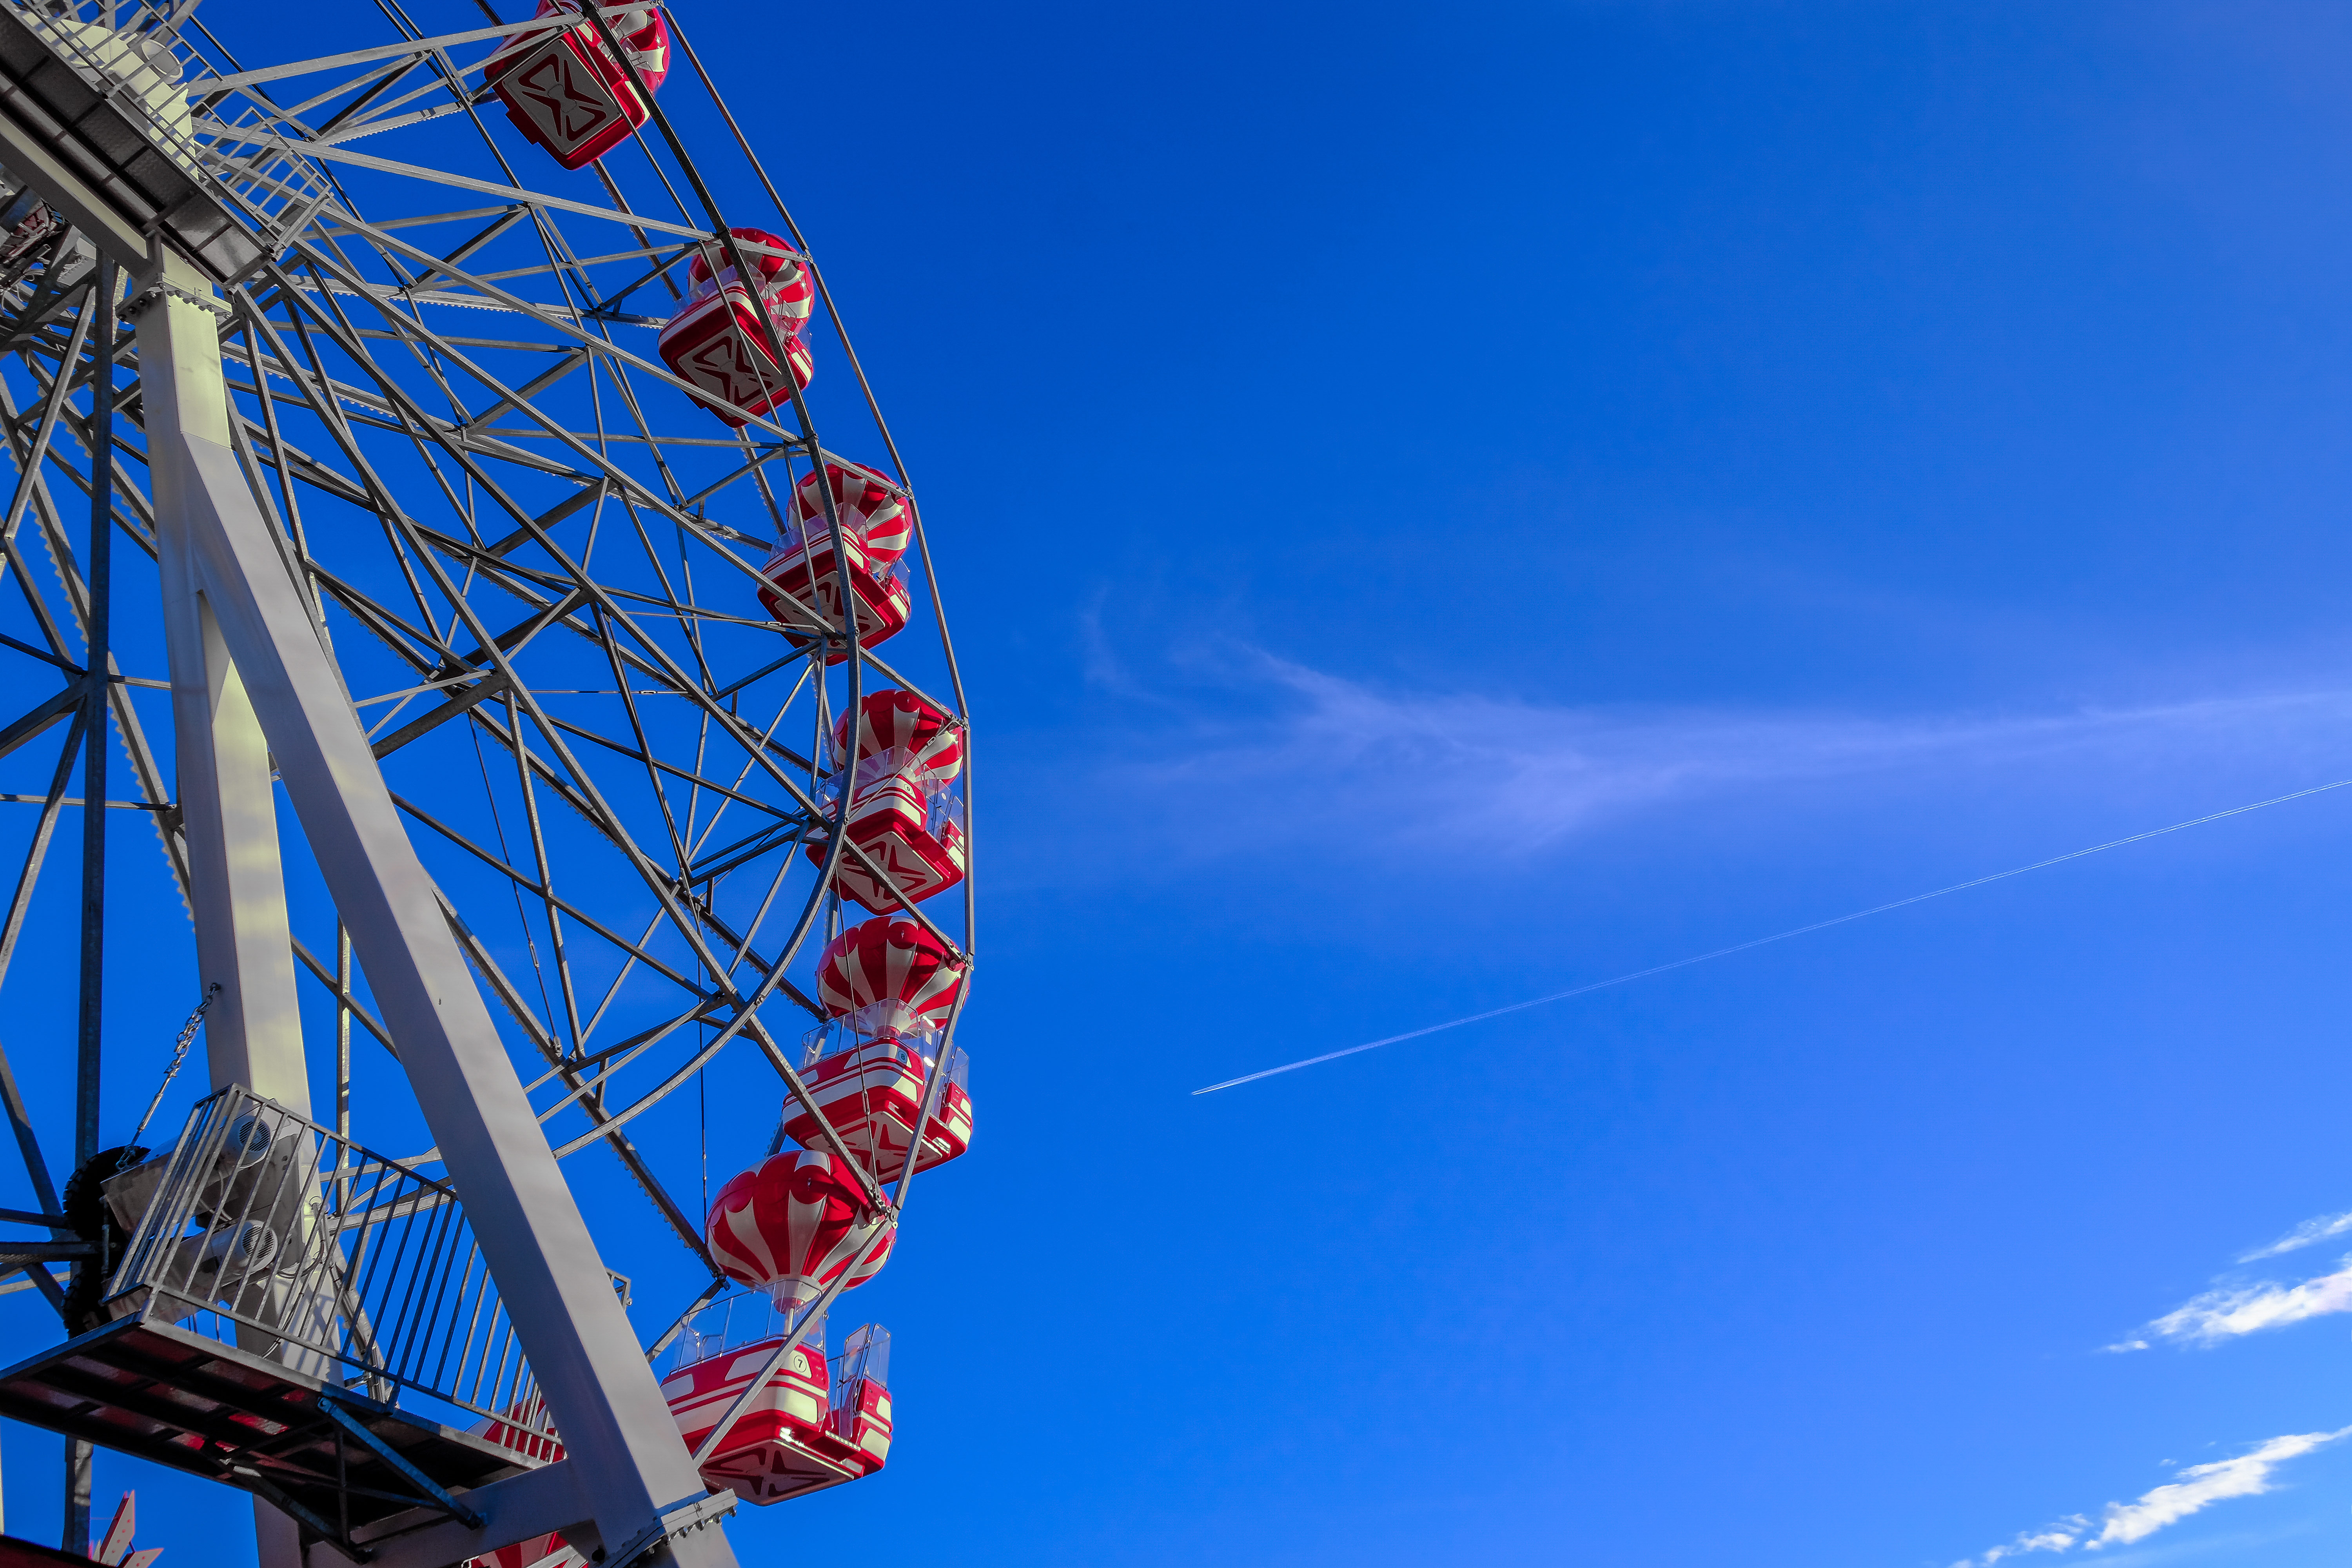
[{"x1": 315, "y1": 1399, "x2": 486, "y2": 1530}]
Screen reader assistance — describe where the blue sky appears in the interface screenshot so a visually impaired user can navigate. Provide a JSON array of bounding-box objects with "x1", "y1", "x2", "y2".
[{"x1": 18, "y1": 2, "x2": 2352, "y2": 1564}]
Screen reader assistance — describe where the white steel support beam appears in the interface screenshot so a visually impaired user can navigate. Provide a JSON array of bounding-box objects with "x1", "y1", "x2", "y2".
[
  {"x1": 140, "y1": 254, "x2": 310, "y2": 1114},
  {"x1": 134, "y1": 256, "x2": 738, "y2": 1568},
  {"x1": 138, "y1": 252, "x2": 314, "y2": 1568}
]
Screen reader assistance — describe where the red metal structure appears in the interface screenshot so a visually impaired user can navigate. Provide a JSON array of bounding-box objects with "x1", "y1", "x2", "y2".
[
  {"x1": 782, "y1": 913, "x2": 975, "y2": 1181},
  {"x1": 485, "y1": 0, "x2": 671, "y2": 170},
  {"x1": 805, "y1": 690, "x2": 968, "y2": 913},
  {"x1": 660, "y1": 227, "x2": 818, "y2": 425},
  {"x1": 659, "y1": 1324, "x2": 891, "y2": 1501},
  {"x1": 666, "y1": 916, "x2": 973, "y2": 1503},
  {"x1": 705, "y1": 1149, "x2": 898, "y2": 1311},
  {"x1": 758, "y1": 464, "x2": 918, "y2": 663}
]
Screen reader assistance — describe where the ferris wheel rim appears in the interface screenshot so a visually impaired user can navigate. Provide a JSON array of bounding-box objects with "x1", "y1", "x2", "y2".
[{"x1": 0, "y1": 0, "x2": 984, "y2": 1304}]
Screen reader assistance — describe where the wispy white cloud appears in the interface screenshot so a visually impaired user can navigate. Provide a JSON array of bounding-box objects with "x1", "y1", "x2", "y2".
[
  {"x1": 2239, "y1": 1210, "x2": 2352, "y2": 1262},
  {"x1": 2110, "y1": 1206, "x2": 2352, "y2": 1350},
  {"x1": 1090, "y1": 648, "x2": 2352, "y2": 860},
  {"x1": 1953, "y1": 1431, "x2": 2350, "y2": 1567},
  {"x1": 2092, "y1": 1433, "x2": 2346, "y2": 1545},
  {"x1": 2114, "y1": 1261, "x2": 2352, "y2": 1350},
  {"x1": 1962, "y1": 1520, "x2": 2091, "y2": 1565}
]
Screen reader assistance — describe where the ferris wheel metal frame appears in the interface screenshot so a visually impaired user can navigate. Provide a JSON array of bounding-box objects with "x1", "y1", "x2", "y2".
[{"x1": 0, "y1": 1, "x2": 976, "y2": 1564}]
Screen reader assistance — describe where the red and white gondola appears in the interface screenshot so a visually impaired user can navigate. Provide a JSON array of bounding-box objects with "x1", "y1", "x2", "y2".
[
  {"x1": 659, "y1": 1324, "x2": 892, "y2": 1502},
  {"x1": 804, "y1": 689, "x2": 967, "y2": 914},
  {"x1": 484, "y1": 0, "x2": 669, "y2": 171},
  {"x1": 783, "y1": 1032, "x2": 969, "y2": 1183},
  {"x1": 781, "y1": 917, "x2": 973, "y2": 1180},
  {"x1": 757, "y1": 461, "x2": 915, "y2": 662},
  {"x1": 705, "y1": 1145, "x2": 897, "y2": 1309},
  {"x1": 664, "y1": 1330, "x2": 851, "y2": 1501},
  {"x1": 673, "y1": 1154, "x2": 900, "y2": 1499},
  {"x1": 659, "y1": 227, "x2": 816, "y2": 426}
]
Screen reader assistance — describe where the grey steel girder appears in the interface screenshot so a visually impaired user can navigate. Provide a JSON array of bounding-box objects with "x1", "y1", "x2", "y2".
[
  {"x1": 140, "y1": 257, "x2": 309, "y2": 1111},
  {"x1": 142, "y1": 254, "x2": 740, "y2": 1568}
]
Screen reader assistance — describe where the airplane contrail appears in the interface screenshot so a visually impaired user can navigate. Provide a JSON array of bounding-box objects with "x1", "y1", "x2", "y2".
[{"x1": 1191, "y1": 776, "x2": 2352, "y2": 1095}]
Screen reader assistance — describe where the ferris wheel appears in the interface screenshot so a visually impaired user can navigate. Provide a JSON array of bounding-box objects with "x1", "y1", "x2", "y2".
[{"x1": 0, "y1": 2, "x2": 975, "y2": 1565}]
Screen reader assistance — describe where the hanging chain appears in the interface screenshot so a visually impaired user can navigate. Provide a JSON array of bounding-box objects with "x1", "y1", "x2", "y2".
[{"x1": 126, "y1": 982, "x2": 222, "y2": 1152}]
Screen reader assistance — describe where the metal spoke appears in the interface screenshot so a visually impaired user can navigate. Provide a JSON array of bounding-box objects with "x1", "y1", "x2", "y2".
[{"x1": 0, "y1": 4, "x2": 979, "y2": 1543}]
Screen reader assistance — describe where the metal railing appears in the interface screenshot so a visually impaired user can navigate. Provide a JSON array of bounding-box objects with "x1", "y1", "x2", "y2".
[
  {"x1": 0, "y1": 0, "x2": 330, "y2": 278},
  {"x1": 105, "y1": 1085, "x2": 558, "y2": 1448}
]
